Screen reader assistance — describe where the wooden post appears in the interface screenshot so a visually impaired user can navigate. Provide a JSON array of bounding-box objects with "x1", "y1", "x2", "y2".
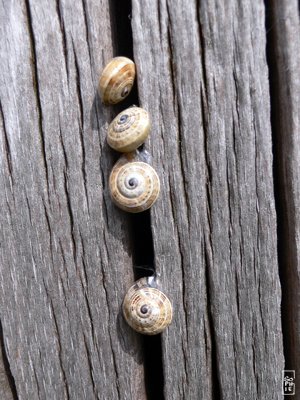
[{"x1": 1, "y1": 0, "x2": 298, "y2": 399}]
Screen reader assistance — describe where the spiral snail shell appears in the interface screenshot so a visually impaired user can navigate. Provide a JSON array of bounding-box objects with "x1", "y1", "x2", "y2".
[
  {"x1": 107, "y1": 107, "x2": 151, "y2": 152},
  {"x1": 99, "y1": 57, "x2": 135, "y2": 104},
  {"x1": 123, "y1": 277, "x2": 173, "y2": 335},
  {"x1": 109, "y1": 153, "x2": 160, "y2": 213}
]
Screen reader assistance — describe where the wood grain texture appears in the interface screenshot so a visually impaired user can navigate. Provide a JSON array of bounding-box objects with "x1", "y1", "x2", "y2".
[
  {"x1": 131, "y1": 0, "x2": 285, "y2": 399},
  {"x1": 269, "y1": 0, "x2": 300, "y2": 392},
  {"x1": 0, "y1": 0, "x2": 146, "y2": 399},
  {"x1": 1, "y1": 0, "x2": 297, "y2": 399}
]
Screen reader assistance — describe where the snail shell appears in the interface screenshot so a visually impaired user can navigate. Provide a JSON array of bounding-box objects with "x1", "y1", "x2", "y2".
[
  {"x1": 107, "y1": 107, "x2": 151, "y2": 152},
  {"x1": 99, "y1": 57, "x2": 135, "y2": 104},
  {"x1": 109, "y1": 153, "x2": 160, "y2": 213},
  {"x1": 122, "y1": 277, "x2": 173, "y2": 335}
]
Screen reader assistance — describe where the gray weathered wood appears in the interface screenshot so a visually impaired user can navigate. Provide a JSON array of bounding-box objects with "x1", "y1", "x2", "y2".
[
  {"x1": 132, "y1": 0, "x2": 284, "y2": 398},
  {"x1": 269, "y1": 0, "x2": 300, "y2": 392},
  {"x1": 0, "y1": 0, "x2": 146, "y2": 399},
  {"x1": 0, "y1": 0, "x2": 297, "y2": 399}
]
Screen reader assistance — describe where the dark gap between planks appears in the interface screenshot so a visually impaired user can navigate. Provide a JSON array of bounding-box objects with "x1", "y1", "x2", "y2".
[
  {"x1": 264, "y1": 0, "x2": 289, "y2": 370},
  {"x1": 0, "y1": 321, "x2": 18, "y2": 399},
  {"x1": 108, "y1": 0, "x2": 165, "y2": 399}
]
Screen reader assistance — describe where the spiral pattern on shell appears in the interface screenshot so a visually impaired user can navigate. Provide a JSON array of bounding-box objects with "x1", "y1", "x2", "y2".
[
  {"x1": 122, "y1": 277, "x2": 173, "y2": 335},
  {"x1": 99, "y1": 57, "x2": 135, "y2": 104},
  {"x1": 107, "y1": 107, "x2": 151, "y2": 152},
  {"x1": 109, "y1": 154, "x2": 160, "y2": 213}
]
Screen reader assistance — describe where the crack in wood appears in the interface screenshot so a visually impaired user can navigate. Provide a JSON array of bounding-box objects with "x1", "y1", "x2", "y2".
[
  {"x1": 0, "y1": 322, "x2": 18, "y2": 400},
  {"x1": 63, "y1": 171, "x2": 78, "y2": 264},
  {"x1": 0, "y1": 101, "x2": 13, "y2": 183},
  {"x1": 46, "y1": 291, "x2": 71, "y2": 400},
  {"x1": 71, "y1": 41, "x2": 90, "y2": 214},
  {"x1": 54, "y1": 0, "x2": 69, "y2": 81},
  {"x1": 108, "y1": 0, "x2": 166, "y2": 398},
  {"x1": 24, "y1": 0, "x2": 50, "y2": 201},
  {"x1": 203, "y1": 245, "x2": 221, "y2": 400},
  {"x1": 81, "y1": 0, "x2": 93, "y2": 64},
  {"x1": 82, "y1": 334, "x2": 99, "y2": 399}
]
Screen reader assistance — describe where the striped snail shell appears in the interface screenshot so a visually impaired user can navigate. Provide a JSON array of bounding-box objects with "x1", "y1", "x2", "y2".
[
  {"x1": 99, "y1": 57, "x2": 135, "y2": 104},
  {"x1": 122, "y1": 277, "x2": 173, "y2": 335},
  {"x1": 107, "y1": 107, "x2": 151, "y2": 152},
  {"x1": 109, "y1": 153, "x2": 160, "y2": 213}
]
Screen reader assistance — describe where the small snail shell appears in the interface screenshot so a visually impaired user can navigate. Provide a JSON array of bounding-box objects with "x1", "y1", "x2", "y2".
[
  {"x1": 109, "y1": 153, "x2": 160, "y2": 213},
  {"x1": 99, "y1": 57, "x2": 135, "y2": 104},
  {"x1": 122, "y1": 277, "x2": 173, "y2": 335},
  {"x1": 107, "y1": 107, "x2": 151, "y2": 152}
]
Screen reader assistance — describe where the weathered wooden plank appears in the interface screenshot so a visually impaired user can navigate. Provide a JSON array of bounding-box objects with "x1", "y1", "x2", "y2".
[
  {"x1": 268, "y1": 0, "x2": 300, "y2": 392},
  {"x1": 131, "y1": 0, "x2": 285, "y2": 399},
  {"x1": 0, "y1": 0, "x2": 146, "y2": 399}
]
